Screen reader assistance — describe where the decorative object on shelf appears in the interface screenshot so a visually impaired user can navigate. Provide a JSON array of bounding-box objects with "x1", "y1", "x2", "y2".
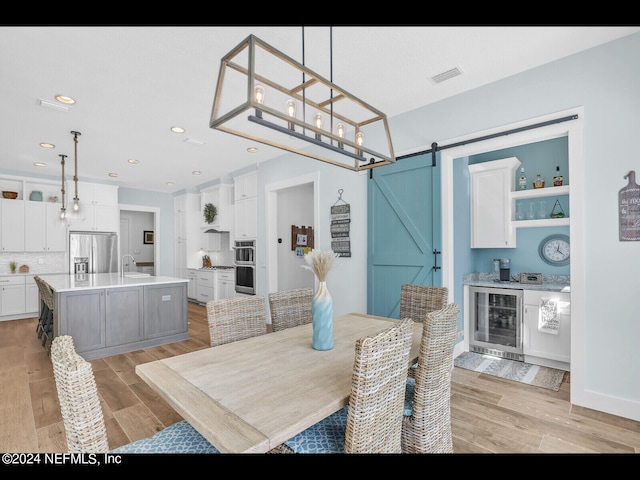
[
  {"x1": 2, "y1": 191, "x2": 18, "y2": 199},
  {"x1": 538, "y1": 234, "x2": 570, "y2": 266},
  {"x1": 209, "y1": 28, "x2": 395, "y2": 172},
  {"x1": 619, "y1": 170, "x2": 640, "y2": 241},
  {"x1": 330, "y1": 189, "x2": 351, "y2": 257},
  {"x1": 9, "y1": 262, "x2": 17, "y2": 273},
  {"x1": 143, "y1": 231, "x2": 154, "y2": 244},
  {"x1": 553, "y1": 166, "x2": 563, "y2": 186},
  {"x1": 533, "y1": 173, "x2": 545, "y2": 189},
  {"x1": 49, "y1": 196, "x2": 58, "y2": 203},
  {"x1": 550, "y1": 199, "x2": 565, "y2": 218},
  {"x1": 29, "y1": 190, "x2": 42, "y2": 201},
  {"x1": 58, "y1": 154, "x2": 68, "y2": 223},
  {"x1": 19, "y1": 265, "x2": 29, "y2": 273},
  {"x1": 302, "y1": 249, "x2": 338, "y2": 351},
  {"x1": 70, "y1": 131, "x2": 82, "y2": 216},
  {"x1": 203, "y1": 202, "x2": 217, "y2": 224},
  {"x1": 518, "y1": 167, "x2": 527, "y2": 190},
  {"x1": 537, "y1": 200, "x2": 547, "y2": 219}
]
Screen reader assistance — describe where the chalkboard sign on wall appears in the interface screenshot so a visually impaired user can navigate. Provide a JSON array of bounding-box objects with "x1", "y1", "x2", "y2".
[{"x1": 619, "y1": 170, "x2": 640, "y2": 241}]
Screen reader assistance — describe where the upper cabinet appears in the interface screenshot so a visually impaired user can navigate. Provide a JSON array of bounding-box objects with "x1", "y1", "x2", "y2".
[
  {"x1": 469, "y1": 157, "x2": 520, "y2": 248},
  {"x1": 65, "y1": 181, "x2": 119, "y2": 232},
  {"x1": 0, "y1": 198, "x2": 25, "y2": 252},
  {"x1": 234, "y1": 172, "x2": 257, "y2": 240},
  {"x1": 201, "y1": 184, "x2": 233, "y2": 233}
]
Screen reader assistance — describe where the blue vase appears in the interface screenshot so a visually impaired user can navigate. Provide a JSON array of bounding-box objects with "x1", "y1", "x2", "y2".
[{"x1": 312, "y1": 281, "x2": 334, "y2": 350}]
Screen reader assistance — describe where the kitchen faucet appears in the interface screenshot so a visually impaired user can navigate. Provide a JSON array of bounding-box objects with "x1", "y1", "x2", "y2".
[{"x1": 121, "y1": 254, "x2": 136, "y2": 277}]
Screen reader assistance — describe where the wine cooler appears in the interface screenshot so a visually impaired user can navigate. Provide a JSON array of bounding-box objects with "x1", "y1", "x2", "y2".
[{"x1": 469, "y1": 286, "x2": 523, "y2": 361}]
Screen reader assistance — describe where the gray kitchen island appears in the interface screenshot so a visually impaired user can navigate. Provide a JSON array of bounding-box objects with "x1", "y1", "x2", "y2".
[{"x1": 40, "y1": 273, "x2": 189, "y2": 360}]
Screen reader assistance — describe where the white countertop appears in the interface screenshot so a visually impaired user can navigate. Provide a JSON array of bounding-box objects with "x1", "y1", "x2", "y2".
[{"x1": 38, "y1": 273, "x2": 188, "y2": 293}]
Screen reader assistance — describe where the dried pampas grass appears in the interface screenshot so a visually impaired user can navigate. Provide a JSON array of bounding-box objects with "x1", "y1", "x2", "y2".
[{"x1": 302, "y1": 249, "x2": 338, "y2": 282}]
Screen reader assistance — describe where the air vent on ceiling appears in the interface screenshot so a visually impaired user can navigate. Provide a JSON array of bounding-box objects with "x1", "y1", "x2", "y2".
[
  {"x1": 37, "y1": 98, "x2": 71, "y2": 112},
  {"x1": 184, "y1": 138, "x2": 205, "y2": 146},
  {"x1": 430, "y1": 66, "x2": 463, "y2": 84}
]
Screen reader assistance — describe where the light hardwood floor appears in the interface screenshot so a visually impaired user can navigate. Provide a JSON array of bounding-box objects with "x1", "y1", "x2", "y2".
[{"x1": 1, "y1": 303, "x2": 638, "y2": 454}]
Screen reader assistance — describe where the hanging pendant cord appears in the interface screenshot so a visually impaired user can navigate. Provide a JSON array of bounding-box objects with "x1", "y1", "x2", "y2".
[{"x1": 71, "y1": 130, "x2": 81, "y2": 198}]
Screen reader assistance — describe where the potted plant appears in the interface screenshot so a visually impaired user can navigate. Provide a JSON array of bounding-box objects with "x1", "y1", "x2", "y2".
[
  {"x1": 9, "y1": 261, "x2": 17, "y2": 274},
  {"x1": 203, "y1": 203, "x2": 217, "y2": 224}
]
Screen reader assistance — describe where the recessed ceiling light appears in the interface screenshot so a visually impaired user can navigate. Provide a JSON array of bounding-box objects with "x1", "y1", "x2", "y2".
[
  {"x1": 39, "y1": 142, "x2": 55, "y2": 149},
  {"x1": 166, "y1": 181, "x2": 174, "y2": 186},
  {"x1": 55, "y1": 95, "x2": 75, "y2": 104},
  {"x1": 34, "y1": 162, "x2": 46, "y2": 167},
  {"x1": 247, "y1": 147, "x2": 258, "y2": 153},
  {"x1": 108, "y1": 173, "x2": 119, "y2": 177},
  {"x1": 128, "y1": 159, "x2": 139, "y2": 164},
  {"x1": 171, "y1": 126, "x2": 185, "y2": 133},
  {"x1": 192, "y1": 171, "x2": 201, "y2": 175}
]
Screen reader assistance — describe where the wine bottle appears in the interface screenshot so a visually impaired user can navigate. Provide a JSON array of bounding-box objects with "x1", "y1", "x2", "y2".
[
  {"x1": 553, "y1": 166, "x2": 563, "y2": 186},
  {"x1": 518, "y1": 167, "x2": 527, "y2": 190}
]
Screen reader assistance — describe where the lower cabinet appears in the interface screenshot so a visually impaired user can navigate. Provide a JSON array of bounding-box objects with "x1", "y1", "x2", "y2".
[
  {"x1": 187, "y1": 269, "x2": 198, "y2": 301},
  {"x1": 106, "y1": 286, "x2": 144, "y2": 346},
  {"x1": 144, "y1": 283, "x2": 188, "y2": 338},
  {"x1": 216, "y1": 270, "x2": 235, "y2": 300},
  {"x1": 523, "y1": 290, "x2": 571, "y2": 370},
  {"x1": 196, "y1": 270, "x2": 215, "y2": 304},
  {"x1": 0, "y1": 276, "x2": 26, "y2": 316}
]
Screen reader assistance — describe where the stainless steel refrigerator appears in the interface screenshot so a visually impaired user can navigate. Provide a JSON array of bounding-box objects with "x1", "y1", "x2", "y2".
[{"x1": 69, "y1": 232, "x2": 118, "y2": 274}]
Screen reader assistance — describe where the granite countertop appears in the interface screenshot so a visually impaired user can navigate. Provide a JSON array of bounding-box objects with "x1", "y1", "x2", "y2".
[
  {"x1": 39, "y1": 273, "x2": 187, "y2": 293},
  {"x1": 463, "y1": 272, "x2": 570, "y2": 292}
]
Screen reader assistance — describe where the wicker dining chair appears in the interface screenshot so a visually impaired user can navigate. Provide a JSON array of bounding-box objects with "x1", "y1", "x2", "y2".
[
  {"x1": 402, "y1": 303, "x2": 460, "y2": 453},
  {"x1": 206, "y1": 296, "x2": 268, "y2": 347},
  {"x1": 50, "y1": 335, "x2": 218, "y2": 453},
  {"x1": 268, "y1": 288, "x2": 313, "y2": 332},
  {"x1": 283, "y1": 318, "x2": 414, "y2": 453},
  {"x1": 400, "y1": 284, "x2": 448, "y2": 379},
  {"x1": 34, "y1": 275, "x2": 55, "y2": 352}
]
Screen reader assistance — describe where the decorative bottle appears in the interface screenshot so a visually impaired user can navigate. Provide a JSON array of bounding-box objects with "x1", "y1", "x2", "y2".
[
  {"x1": 518, "y1": 167, "x2": 527, "y2": 190},
  {"x1": 533, "y1": 173, "x2": 545, "y2": 189},
  {"x1": 553, "y1": 166, "x2": 563, "y2": 186}
]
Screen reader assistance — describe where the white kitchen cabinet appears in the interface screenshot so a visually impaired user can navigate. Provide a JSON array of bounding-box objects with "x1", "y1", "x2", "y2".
[
  {"x1": 235, "y1": 196, "x2": 257, "y2": 239},
  {"x1": 523, "y1": 289, "x2": 571, "y2": 370},
  {"x1": 24, "y1": 201, "x2": 66, "y2": 252},
  {"x1": 216, "y1": 270, "x2": 235, "y2": 300},
  {"x1": 1, "y1": 198, "x2": 25, "y2": 251},
  {"x1": 25, "y1": 276, "x2": 38, "y2": 313},
  {"x1": 200, "y1": 232, "x2": 221, "y2": 252},
  {"x1": 469, "y1": 157, "x2": 520, "y2": 248},
  {"x1": 65, "y1": 181, "x2": 119, "y2": 232},
  {"x1": 186, "y1": 269, "x2": 198, "y2": 301},
  {"x1": 0, "y1": 276, "x2": 26, "y2": 316},
  {"x1": 196, "y1": 270, "x2": 215, "y2": 304},
  {"x1": 174, "y1": 193, "x2": 201, "y2": 279},
  {"x1": 233, "y1": 171, "x2": 257, "y2": 202}
]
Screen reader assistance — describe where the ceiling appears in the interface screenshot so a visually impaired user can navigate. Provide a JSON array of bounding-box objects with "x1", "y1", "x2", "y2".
[{"x1": 1, "y1": 25, "x2": 638, "y2": 194}]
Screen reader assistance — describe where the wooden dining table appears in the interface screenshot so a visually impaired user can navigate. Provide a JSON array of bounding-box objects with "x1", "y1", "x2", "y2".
[{"x1": 135, "y1": 312, "x2": 422, "y2": 453}]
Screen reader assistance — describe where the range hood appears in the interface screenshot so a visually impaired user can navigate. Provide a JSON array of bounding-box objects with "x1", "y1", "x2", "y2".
[{"x1": 201, "y1": 224, "x2": 228, "y2": 233}]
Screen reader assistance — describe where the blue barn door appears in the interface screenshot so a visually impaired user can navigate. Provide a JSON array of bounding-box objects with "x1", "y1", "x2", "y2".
[{"x1": 367, "y1": 152, "x2": 441, "y2": 317}]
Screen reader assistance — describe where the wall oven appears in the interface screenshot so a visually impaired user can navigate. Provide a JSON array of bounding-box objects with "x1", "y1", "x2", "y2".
[
  {"x1": 234, "y1": 240, "x2": 256, "y2": 295},
  {"x1": 469, "y1": 286, "x2": 523, "y2": 361}
]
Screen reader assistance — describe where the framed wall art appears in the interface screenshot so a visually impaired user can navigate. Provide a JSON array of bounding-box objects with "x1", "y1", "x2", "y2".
[{"x1": 144, "y1": 231, "x2": 154, "y2": 244}]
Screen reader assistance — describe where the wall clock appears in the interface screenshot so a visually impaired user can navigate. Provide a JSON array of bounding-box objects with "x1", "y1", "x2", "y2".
[{"x1": 538, "y1": 234, "x2": 570, "y2": 266}]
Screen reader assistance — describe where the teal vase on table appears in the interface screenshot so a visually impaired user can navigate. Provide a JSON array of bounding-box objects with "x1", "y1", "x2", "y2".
[{"x1": 312, "y1": 281, "x2": 334, "y2": 350}]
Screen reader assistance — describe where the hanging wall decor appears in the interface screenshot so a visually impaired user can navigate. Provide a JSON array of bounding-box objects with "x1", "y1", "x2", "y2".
[
  {"x1": 291, "y1": 225, "x2": 314, "y2": 252},
  {"x1": 619, "y1": 170, "x2": 640, "y2": 241},
  {"x1": 331, "y1": 189, "x2": 351, "y2": 257}
]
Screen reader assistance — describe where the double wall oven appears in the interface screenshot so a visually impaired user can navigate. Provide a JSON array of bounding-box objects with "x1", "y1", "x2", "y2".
[{"x1": 233, "y1": 240, "x2": 256, "y2": 295}]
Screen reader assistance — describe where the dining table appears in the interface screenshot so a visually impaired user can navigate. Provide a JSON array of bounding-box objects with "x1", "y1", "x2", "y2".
[{"x1": 135, "y1": 312, "x2": 423, "y2": 453}]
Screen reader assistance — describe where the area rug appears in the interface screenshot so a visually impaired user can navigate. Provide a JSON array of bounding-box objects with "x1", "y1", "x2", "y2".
[{"x1": 454, "y1": 351, "x2": 566, "y2": 391}]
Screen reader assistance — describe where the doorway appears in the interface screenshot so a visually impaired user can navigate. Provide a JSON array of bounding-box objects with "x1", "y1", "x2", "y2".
[{"x1": 119, "y1": 204, "x2": 160, "y2": 275}]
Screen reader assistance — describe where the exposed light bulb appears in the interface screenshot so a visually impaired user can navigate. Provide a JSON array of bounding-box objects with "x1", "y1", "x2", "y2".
[
  {"x1": 314, "y1": 112, "x2": 323, "y2": 140},
  {"x1": 356, "y1": 131, "x2": 365, "y2": 156},
  {"x1": 254, "y1": 84, "x2": 264, "y2": 118},
  {"x1": 336, "y1": 123, "x2": 345, "y2": 149},
  {"x1": 72, "y1": 198, "x2": 81, "y2": 213},
  {"x1": 286, "y1": 99, "x2": 296, "y2": 131}
]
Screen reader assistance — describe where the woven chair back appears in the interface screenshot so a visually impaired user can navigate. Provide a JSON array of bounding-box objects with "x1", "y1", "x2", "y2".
[
  {"x1": 344, "y1": 318, "x2": 413, "y2": 453},
  {"x1": 268, "y1": 288, "x2": 313, "y2": 332},
  {"x1": 401, "y1": 303, "x2": 460, "y2": 453},
  {"x1": 399, "y1": 284, "x2": 448, "y2": 323},
  {"x1": 206, "y1": 296, "x2": 268, "y2": 347}
]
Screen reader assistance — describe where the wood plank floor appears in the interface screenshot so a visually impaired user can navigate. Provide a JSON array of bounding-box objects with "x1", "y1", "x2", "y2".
[{"x1": 1, "y1": 303, "x2": 638, "y2": 454}]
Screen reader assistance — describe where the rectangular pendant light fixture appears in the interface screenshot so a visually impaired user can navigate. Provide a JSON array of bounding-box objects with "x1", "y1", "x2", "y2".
[{"x1": 209, "y1": 35, "x2": 396, "y2": 171}]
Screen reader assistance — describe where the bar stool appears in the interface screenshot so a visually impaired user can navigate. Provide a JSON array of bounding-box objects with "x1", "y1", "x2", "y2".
[{"x1": 34, "y1": 276, "x2": 54, "y2": 353}]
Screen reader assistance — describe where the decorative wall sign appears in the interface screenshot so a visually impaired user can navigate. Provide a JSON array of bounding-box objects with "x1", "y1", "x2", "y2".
[
  {"x1": 291, "y1": 225, "x2": 314, "y2": 251},
  {"x1": 331, "y1": 189, "x2": 351, "y2": 257},
  {"x1": 619, "y1": 170, "x2": 640, "y2": 241}
]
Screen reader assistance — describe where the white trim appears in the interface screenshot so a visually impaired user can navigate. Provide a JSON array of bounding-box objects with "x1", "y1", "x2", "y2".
[{"x1": 438, "y1": 107, "x2": 585, "y2": 408}]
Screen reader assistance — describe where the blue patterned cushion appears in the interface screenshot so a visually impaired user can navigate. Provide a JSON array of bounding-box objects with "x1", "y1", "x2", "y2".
[
  {"x1": 404, "y1": 377, "x2": 415, "y2": 416},
  {"x1": 284, "y1": 406, "x2": 349, "y2": 453},
  {"x1": 110, "y1": 420, "x2": 219, "y2": 454}
]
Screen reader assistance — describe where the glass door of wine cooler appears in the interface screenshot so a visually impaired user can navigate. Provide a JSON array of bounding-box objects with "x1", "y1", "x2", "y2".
[{"x1": 469, "y1": 286, "x2": 523, "y2": 361}]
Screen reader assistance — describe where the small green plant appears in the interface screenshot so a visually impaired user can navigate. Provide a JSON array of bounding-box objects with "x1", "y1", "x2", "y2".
[
  {"x1": 203, "y1": 203, "x2": 217, "y2": 224},
  {"x1": 9, "y1": 261, "x2": 17, "y2": 273}
]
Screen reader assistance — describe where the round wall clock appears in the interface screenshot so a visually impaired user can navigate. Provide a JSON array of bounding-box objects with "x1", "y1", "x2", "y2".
[{"x1": 538, "y1": 234, "x2": 570, "y2": 266}]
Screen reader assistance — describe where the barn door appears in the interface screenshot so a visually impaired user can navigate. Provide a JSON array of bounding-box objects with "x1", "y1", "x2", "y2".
[{"x1": 367, "y1": 152, "x2": 441, "y2": 317}]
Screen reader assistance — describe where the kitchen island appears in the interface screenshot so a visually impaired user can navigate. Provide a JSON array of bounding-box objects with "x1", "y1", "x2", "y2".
[{"x1": 40, "y1": 273, "x2": 189, "y2": 360}]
